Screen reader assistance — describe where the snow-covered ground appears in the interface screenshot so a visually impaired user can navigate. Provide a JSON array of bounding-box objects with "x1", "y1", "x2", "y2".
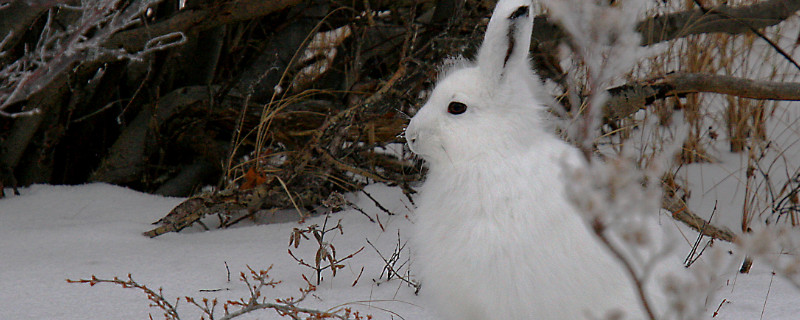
[
  {"x1": 1, "y1": 179, "x2": 799, "y2": 319},
  {"x1": 0, "y1": 183, "x2": 433, "y2": 319}
]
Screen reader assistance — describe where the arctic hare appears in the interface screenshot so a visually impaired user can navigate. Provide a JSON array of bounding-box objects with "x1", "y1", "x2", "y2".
[{"x1": 405, "y1": 1, "x2": 642, "y2": 319}]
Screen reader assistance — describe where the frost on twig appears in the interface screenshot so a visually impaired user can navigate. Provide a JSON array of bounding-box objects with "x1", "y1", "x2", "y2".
[
  {"x1": 0, "y1": 30, "x2": 13, "y2": 58},
  {"x1": 550, "y1": 1, "x2": 800, "y2": 317},
  {"x1": 566, "y1": 148, "x2": 734, "y2": 320},
  {"x1": 0, "y1": 0, "x2": 185, "y2": 117},
  {"x1": 659, "y1": 244, "x2": 733, "y2": 320},
  {"x1": 566, "y1": 153, "x2": 665, "y2": 320},
  {"x1": 544, "y1": 2, "x2": 729, "y2": 318},
  {"x1": 540, "y1": 0, "x2": 649, "y2": 155}
]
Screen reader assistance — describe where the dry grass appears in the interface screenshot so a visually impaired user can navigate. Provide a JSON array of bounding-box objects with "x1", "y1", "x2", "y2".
[{"x1": 619, "y1": 0, "x2": 800, "y2": 233}]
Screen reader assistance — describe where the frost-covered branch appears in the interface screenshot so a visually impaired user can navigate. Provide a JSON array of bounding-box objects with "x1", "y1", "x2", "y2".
[
  {"x1": 0, "y1": 0, "x2": 185, "y2": 117},
  {"x1": 591, "y1": 217, "x2": 657, "y2": 320},
  {"x1": 0, "y1": 0, "x2": 55, "y2": 53},
  {"x1": 541, "y1": 0, "x2": 646, "y2": 154},
  {"x1": 103, "y1": 0, "x2": 303, "y2": 53},
  {"x1": 0, "y1": 0, "x2": 303, "y2": 118},
  {"x1": 543, "y1": 1, "x2": 731, "y2": 318},
  {"x1": 566, "y1": 154, "x2": 665, "y2": 320}
]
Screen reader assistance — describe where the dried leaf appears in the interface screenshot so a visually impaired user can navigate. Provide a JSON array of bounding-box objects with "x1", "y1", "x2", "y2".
[
  {"x1": 240, "y1": 167, "x2": 267, "y2": 191},
  {"x1": 315, "y1": 247, "x2": 328, "y2": 267}
]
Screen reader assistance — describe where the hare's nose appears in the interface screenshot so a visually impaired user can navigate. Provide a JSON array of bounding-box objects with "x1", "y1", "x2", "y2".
[
  {"x1": 404, "y1": 125, "x2": 417, "y2": 143},
  {"x1": 406, "y1": 132, "x2": 417, "y2": 145},
  {"x1": 404, "y1": 124, "x2": 419, "y2": 152}
]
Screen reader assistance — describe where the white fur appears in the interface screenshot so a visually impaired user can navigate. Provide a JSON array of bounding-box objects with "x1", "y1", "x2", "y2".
[{"x1": 405, "y1": 1, "x2": 642, "y2": 319}]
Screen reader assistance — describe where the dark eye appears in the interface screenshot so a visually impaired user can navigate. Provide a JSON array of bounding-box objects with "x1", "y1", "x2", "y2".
[{"x1": 447, "y1": 101, "x2": 467, "y2": 115}]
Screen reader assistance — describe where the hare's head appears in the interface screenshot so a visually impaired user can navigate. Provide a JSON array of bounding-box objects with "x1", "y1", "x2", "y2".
[{"x1": 405, "y1": 0, "x2": 545, "y2": 167}]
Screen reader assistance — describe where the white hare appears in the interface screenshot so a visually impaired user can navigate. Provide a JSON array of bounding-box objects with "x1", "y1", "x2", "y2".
[{"x1": 405, "y1": 1, "x2": 643, "y2": 319}]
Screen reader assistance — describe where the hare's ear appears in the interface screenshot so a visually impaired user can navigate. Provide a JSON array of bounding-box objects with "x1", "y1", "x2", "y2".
[{"x1": 476, "y1": 1, "x2": 533, "y2": 84}]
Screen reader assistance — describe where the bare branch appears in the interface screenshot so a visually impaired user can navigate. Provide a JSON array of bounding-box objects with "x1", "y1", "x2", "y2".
[
  {"x1": 532, "y1": 0, "x2": 800, "y2": 46},
  {"x1": 68, "y1": 266, "x2": 362, "y2": 320},
  {"x1": 690, "y1": 0, "x2": 800, "y2": 72},
  {"x1": 66, "y1": 274, "x2": 181, "y2": 320},
  {"x1": 604, "y1": 72, "x2": 800, "y2": 120},
  {"x1": 662, "y1": 194, "x2": 737, "y2": 243},
  {"x1": 638, "y1": 0, "x2": 800, "y2": 45}
]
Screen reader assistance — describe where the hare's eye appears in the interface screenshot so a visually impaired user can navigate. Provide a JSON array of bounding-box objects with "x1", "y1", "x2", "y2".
[{"x1": 447, "y1": 102, "x2": 467, "y2": 115}]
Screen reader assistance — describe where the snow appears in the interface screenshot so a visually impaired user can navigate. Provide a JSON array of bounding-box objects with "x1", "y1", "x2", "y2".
[
  {"x1": 0, "y1": 183, "x2": 432, "y2": 319},
  {"x1": 1, "y1": 179, "x2": 799, "y2": 319}
]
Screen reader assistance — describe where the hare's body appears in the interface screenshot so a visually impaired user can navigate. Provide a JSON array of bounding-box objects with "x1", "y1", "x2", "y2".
[
  {"x1": 405, "y1": 0, "x2": 642, "y2": 319},
  {"x1": 414, "y1": 144, "x2": 639, "y2": 319}
]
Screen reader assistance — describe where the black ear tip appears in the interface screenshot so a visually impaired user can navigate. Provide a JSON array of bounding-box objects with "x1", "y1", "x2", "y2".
[{"x1": 508, "y1": 6, "x2": 530, "y2": 20}]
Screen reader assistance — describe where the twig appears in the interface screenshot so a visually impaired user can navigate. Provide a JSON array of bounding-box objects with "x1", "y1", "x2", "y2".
[
  {"x1": 760, "y1": 272, "x2": 776, "y2": 320},
  {"x1": 662, "y1": 194, "x2": 737, "y2": 243},
  {"x1": 365, "y1": 236, "x2": 419, "y2": 293},
  {"x1": 713, "y1": 299, "x2": 727, "y2": 317},
  {"x1": 361, "y1": 189, "x2": 395, "y2": 216},
  {"x1": 288, "y1": 216, "x2": 364, "y2": 284},
  {"x1": 66, "y1": 274, "x2": 181, "y2": 320},
  {"x1": 352, "y1": 266, "x2": 364, "y2": 287},
  {"x1": 276, "y1": 175, "x2": 306, "y2": 219},
  {"x1": 348, "y1": 202, "x2": 377, "y2": 223},
  {"x1": 684, "y1": 201, "x2": 718, "y2": 267}
]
